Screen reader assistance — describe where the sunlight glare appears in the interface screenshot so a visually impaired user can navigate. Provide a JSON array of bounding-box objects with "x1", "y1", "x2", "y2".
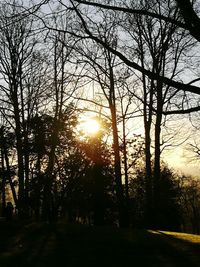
[{"x1": 79, "y1": 118, "x2": 100, "y2": 135}]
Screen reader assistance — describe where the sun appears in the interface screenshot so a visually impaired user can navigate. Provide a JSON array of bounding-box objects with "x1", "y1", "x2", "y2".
[
  {"x1": 83, "y1": 119, "x2": 100, "y2": 134},
  {"x1": 79, "y1": 117, "x2": 100, "y2": 135}
]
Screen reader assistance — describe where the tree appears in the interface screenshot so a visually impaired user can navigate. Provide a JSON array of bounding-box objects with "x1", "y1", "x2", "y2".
[
  {"x1": 77, "y1": 120, "x2": 115, "y2": 225},
  {"x1": 65, "y1": 0, "x2": 200, "y2": 97},
  {"x1": 35, "y1": 0, "x2": 200, "y2": 226},
  {"x1": 1, "y1": 0, "x2": 200, "y2": 229},
  {"x1": 129, "y1": 163, "x2": 181, "y2": 231},
  {"x1": 0, "y1": 126, "x2": 18, "y2": 214},
  {"x1": 27, "y1": 104, "x2": 78, "y2": 221},
  {"x1": 0, "y1": 2, "x2": 44, "y2": 216},
  {"x1": 127, "y1": 0, "x2": 195, "y2": 227},
  {"x1": 63, "y1": 5, "x2": 132, "y2": 226},
  {"x1": 178, "y1": 174, "x2": 200, "y2": 234},
  {"x1": 176, "y1": 0, "x2": 200, "y2": 43},
  {"x1": 23, "y1": 0, "x2": 200, "y2": 95}
]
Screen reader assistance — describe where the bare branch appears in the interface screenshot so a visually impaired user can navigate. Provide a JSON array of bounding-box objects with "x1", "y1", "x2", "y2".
[
  {"x1": 163, "y1": 106, "x2": 200, "y2": 115},
  {"x1": 70, "y1": 1, "x2": 200, "y2": 96},
  {"x1": 74, "y1": 0, "x2": 186, "y2": 29}
]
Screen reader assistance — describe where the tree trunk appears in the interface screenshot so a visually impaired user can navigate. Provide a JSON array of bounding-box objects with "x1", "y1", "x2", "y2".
[
  {"x1": 108, "y1": 55, "x2": 128, "y2": 227},
  {"x1": 1, "y1": 146, "x2": 6, "y2": 216},
  {"x1": 12, "y1": 91, "x2": 25, "y2": 218},
  {"x1": 93, "y1": 162, "x2": 105, "y2": 226},
  {"x1": 153, "y1": 80, "x2": 163, "y2": 227},
  {"x1": 4, "y1": 146, "x2": 18, "y2": 207},
  {"x1": 109, "y1": 96, "x2": 128, "y2": 227},
  {"x1": 122, "y1": 114, "x2": 129, "y2": 207}
]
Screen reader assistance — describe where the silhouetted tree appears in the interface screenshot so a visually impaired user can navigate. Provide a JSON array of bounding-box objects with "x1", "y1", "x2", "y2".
[
  {"x1": 0, "y1": 126, "x2": 17, "y2": 213},
  {"x1": 121, "y1": 0, "x2": 195, "y2": 227},
  {"x1": 0, "y1": 1, "x2": 46, "y2": 217},
  {"x1": 69, "y1": 9, "x2": 130, "y2": 226},
  {"x1": 129, "y1": 163, "x2": 181, "y2": 231},
  {"x1": 178, "y1": 175, "x2": 200, "y2": 234}
]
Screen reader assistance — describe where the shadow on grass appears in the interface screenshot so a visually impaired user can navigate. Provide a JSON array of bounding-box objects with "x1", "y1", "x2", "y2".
[
  {"x1": 0, "y1": 222, "x2": 200, "y2": 267},
  {"x1": 155, "y1": 230, "x2": 200, "y2": 266}
]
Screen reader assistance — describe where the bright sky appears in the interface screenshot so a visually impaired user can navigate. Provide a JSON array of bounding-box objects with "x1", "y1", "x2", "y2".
[{"x1": 165, "y1": 147, "x2": 200, "y2": 176}]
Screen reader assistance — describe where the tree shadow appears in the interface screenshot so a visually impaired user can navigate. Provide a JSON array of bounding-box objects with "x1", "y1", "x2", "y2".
[
  {"x1": 0, "y1": 223, "x2": 200, "y2": 267},
  {"x1": 156, "y1": 230, "x2": 200, "y2": 266}
]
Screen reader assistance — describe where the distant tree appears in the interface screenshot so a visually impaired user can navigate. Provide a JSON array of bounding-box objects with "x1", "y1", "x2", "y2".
[
  {"x1": 188, "y1": 140, "x2": 200, "y2": 162},
  {"x1": 178, "y1": 175, "x2": 200, "y2": 234},
  {"x1": 129, "y1": 163, "x2": 181, "y2": 231}
]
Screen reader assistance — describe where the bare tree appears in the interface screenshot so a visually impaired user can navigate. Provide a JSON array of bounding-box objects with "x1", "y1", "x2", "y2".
[
  {"x1": 70, "y1": 9, "x2": 130, "y2": 226},
  {"x1": 0, "y1": 2, "x2": 43, "y2": 216},
  {"x1": 123, "y1": 0, "x2": 196, "y2": 226}
]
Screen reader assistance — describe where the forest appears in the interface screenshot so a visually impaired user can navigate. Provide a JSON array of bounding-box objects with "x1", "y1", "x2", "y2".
[{"x1": 0, "y1": 0, "x2": 200, "y2": 235}]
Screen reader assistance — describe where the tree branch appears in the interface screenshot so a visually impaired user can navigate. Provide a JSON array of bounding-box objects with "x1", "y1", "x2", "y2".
[
  {"x1": 176, "y1": 0, "x2": 200, "y2": 42},
  {"x1": 163, "y1": 106, "x2": 200, "y2": 115},
  {"x1": 70, "y1": 1, "x2": 200, "y2": 95},
  {"x1": 74, "y1": 0, "x2": 186, "y2": 29},
  {"x1": 74, "y1": 0, "x2": 200, "y2": 43}
]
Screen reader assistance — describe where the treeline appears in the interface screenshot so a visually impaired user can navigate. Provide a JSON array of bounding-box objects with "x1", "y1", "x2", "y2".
[
  {"x1": 0, "y1": 0, "x2": 200, "y2": 233},
  {"x1": 1, "y1": 114, "x2": 200, "y2": 234}
]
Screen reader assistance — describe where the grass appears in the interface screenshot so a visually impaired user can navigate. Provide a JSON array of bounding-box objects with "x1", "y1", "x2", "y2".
[{"x1": 0, "y1": 221, "x2": 200, "y2": 267}]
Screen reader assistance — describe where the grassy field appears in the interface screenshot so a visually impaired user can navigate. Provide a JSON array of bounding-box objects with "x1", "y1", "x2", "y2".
[{"x1": 0, "y1": 221, "x2": 200, "y2": 267}]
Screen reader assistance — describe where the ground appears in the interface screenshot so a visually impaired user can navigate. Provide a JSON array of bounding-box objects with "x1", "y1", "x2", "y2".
[{"x1": 0, "y1": 221, "x2": 200, "y2": 267}]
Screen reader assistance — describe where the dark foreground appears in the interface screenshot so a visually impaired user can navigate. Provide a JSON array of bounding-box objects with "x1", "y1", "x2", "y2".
[{"x1": 0, "y1": 221, "x2": 200, "y2": 267}]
